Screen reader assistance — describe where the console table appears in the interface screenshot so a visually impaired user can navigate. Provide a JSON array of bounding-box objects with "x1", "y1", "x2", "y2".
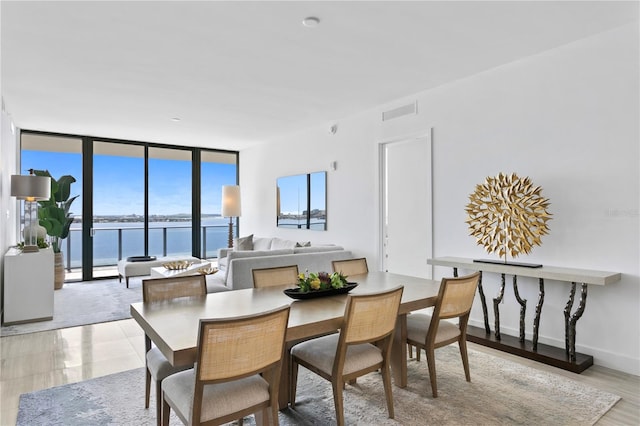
[
  {"x1": 3, "y1": 247, "x2": 54, "y2": 325},
  {"x1": 428, "y1": 256, "x2": 620, "y2": 373}
]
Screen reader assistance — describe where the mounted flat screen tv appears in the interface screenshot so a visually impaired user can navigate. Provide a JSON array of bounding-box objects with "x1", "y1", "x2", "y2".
[{"x1": 277, "y1": 171, "x2": 326, "y2": 230}]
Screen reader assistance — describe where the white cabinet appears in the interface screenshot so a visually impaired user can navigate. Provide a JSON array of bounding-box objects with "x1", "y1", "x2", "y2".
[{"x1": 3, "y1": 247, "x2": 54, "y2": 325}]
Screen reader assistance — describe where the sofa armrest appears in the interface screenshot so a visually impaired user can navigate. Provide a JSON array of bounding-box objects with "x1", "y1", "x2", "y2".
[{"x1": 217, "y1": 248, "x2": 231, "y2": 259}]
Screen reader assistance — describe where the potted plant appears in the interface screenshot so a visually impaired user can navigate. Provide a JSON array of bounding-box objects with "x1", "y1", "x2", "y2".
[{"x1": 32, "y1": 169, "x2": 78, "y2": 289}]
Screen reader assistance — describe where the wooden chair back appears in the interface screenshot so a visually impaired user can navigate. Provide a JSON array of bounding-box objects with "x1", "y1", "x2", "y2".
[
  {"x1": 142, "y1": 275, "x2": 207, "y2": 303},
  {"x1": 252, "y1": 265, "x2": 299, "y2": 288},
  {"x1": 433, "y1": 272, "x2": 480, "y2": 320},
  {"x1": 332, "y1": 257, "x2": 369, "y2": 277},
  {"x1": 196, "y1": 305, "x2": 291, "y2": 382},
  {"x1": 341, "y1": 286, "x2": 403, "y2": 345}
]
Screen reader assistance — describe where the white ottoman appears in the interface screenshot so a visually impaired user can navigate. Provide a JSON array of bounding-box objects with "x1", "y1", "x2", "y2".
[{"x1": 117, "y1": 256, "x2": 200, "y2": 288}]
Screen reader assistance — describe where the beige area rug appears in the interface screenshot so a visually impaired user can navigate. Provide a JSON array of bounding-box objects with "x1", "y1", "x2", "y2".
[{"x1": 17, "y1": 345, "x2": 619, "y2": 425}]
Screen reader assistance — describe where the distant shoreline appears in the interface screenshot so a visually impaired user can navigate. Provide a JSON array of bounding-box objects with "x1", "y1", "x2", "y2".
[{"x1": 72, "y1": 214, "x2": 224, "y2": 223}]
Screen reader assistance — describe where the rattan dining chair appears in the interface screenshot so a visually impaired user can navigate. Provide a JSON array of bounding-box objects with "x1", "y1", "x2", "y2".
[
  {"x1": 252, "y1": 265, "x2": 299, "y2": 288},
  {"x1": 290, "y1": 286, "x2": 404, "y2": 426},
  {"x1": 331, "y1": 257, "x2": 368, "y2": 276},
  {"x1": 161, "y1": 305, "x2": 291, "y2": 426},
  {"x1": 405, "y1": 272, "x2": 481, "y2": 397},
  {"x1": 142, "y1": 275, "x2": 207, "y2": 425}
]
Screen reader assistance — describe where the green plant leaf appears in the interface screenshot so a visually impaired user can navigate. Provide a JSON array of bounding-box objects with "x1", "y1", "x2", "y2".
[{"x1": 56, "y1": 175, "x2": 76, "y2": 203}]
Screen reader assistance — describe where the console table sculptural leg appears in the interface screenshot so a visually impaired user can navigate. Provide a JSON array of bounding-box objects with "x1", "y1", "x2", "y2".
[
  {"x1": 564, "y1": 282, "x2": 588, "y2": 363},
  {"x1": 430, "y1": 257, "x2": 620, "y2": 374}
]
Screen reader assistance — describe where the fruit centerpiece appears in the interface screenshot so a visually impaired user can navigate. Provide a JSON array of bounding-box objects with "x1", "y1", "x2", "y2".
[
  {"x1": 297, "y1": 271, "x2": 348, "y2": 292},
  {"x1": 284, "y1": 271, "x2": 357, "y2": 300}
]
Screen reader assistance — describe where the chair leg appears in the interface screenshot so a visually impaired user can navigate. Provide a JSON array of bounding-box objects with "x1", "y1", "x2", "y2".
[
  {"x1": 332, "y1": 379, "x2": 345, "y2": 426},
  {"x1": 382, "y1": 364, "x2": 395, "y2": 419},
  {"x1": 145, "y1": 367, "x2": 151, "y2": 408},
  {"x1": 290, "y1": 359, "x2": 299, "y2": 408},
  {"x1": 161, "y1": 393, "x2": 170, "y2": 426},
  {"x1": 155, "y1": 379, "x2": 162, "y2": 426},
  {"x1": 408, "y1": 344, "x2": 413, "y2": 358},
  {"x1": 459, "y1": 339, "x2": 471, "y2": 382},
  {"x1": 416, "y1": 345, "x2": 421, "y2": 361},
  {"x1": 426, "y1": 347, "x2": 438, "y2": 398},
  {"x1": 269, "y1": 403, "x2": 279, "y2": 426},
  {"x1": 255, "y1": 407, "x2": 276, "y2": 426}
]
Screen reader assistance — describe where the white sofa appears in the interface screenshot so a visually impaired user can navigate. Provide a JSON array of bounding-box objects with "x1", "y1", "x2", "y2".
[{"x1": 209, "y1": 236, "x2": 354, "y2": 290}]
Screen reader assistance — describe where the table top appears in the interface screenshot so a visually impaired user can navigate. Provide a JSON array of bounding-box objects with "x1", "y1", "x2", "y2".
[
  {"x1": 131, "y1": 270, "x2": 440, "y2": 366},
  {"x1": 428, "y1": 256, "x2": 621, "y2": 286}
]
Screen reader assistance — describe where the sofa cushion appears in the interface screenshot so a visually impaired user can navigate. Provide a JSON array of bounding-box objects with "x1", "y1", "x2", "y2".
[
  {"x1": 252, "y1": 237, "x2": 272, "y2": 251},
  {"x1": 270, "y1": 237, "x2": 296, "y2": 250},
  {"x1": 234, "y1": 234, "x2": 254, "y2": 251}
]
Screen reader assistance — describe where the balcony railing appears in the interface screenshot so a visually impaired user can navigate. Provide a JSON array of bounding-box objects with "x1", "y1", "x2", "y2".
[{"x1": 63, "y1": 224, "x2": 230, "y2": 272}]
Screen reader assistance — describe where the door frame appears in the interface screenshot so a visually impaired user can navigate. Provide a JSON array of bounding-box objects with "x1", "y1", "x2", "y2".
[{"x1": 378, "y1": 129, "x2": 433, "y2": 278}]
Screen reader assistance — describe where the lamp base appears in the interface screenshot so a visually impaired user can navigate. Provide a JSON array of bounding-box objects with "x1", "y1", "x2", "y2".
[
  {"x1": 227, "y1": 218, "x2": 234, "y2": 248},
  {"x1": 21, "y1": 245, "x2": 40, "y2": 253}
]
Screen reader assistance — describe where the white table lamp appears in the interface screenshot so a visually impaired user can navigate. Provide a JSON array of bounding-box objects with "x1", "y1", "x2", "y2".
[
  {"x1": 221, "y1": 185, "x2": 241, "y2": 248},
  {"x1": 11, "y1": 173, "x2": 51, "y2": 252}
]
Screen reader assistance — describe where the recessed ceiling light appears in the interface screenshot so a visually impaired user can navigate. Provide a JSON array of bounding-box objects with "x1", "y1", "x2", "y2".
[{"x1": 302, "y1": 17, "x2": 320, "y2": 28}]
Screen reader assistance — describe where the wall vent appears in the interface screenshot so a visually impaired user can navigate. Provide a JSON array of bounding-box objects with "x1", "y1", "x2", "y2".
[{"x1": 382, "y1": 101, "x2": 417, "y2": 121}]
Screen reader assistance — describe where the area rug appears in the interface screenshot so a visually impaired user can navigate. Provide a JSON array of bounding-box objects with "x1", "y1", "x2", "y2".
[
  {"x1": 1, "y1": 278, "x2": 142, "y2": 337},
  {"x1": 17, "y1": 346, "x2": 620, "y2": 425}
]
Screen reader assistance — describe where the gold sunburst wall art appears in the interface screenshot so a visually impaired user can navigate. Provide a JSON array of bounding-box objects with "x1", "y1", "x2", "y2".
[{"x1": 465, "y1": 172, "x2": 552, "y2": 266}]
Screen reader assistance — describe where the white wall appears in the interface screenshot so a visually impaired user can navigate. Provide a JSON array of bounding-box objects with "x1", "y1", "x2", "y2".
[
  {"x1": 240, "y1": 23, "x2": 639, "y2": 374},
  {"x1": 1, "y1": 99, "x2": 20, "y2": 316}
]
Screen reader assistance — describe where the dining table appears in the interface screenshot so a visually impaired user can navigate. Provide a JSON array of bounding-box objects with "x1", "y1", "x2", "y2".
[{"x1": 130, "y1": 270, "x2": 441, "y2": 408}]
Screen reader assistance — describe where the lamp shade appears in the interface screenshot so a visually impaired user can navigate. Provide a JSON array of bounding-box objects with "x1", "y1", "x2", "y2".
[
  {"x1": 221, "y1": 185, "x2": 241, "y2": 217},
  {"x1": 10, "y1": 175, "x2": 51, "y2": 201}
]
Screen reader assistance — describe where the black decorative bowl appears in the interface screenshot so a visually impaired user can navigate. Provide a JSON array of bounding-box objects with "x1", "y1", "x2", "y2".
[
  {"x1": 284, "y1": 283, "x2": 358, "y2": 300},
  {"x1": 126, "y1": 256, "x2": 157, "y2": 262}
]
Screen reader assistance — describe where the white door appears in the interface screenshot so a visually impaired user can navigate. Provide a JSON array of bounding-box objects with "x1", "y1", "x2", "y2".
[{"x1": 381, "y1": 134, "x2": 432, "y2": 278}]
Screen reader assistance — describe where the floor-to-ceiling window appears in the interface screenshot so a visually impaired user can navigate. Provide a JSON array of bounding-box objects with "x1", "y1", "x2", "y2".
[
  {"x1": 148, "y1": 146, "x2": 193, "y2": 259},
  {"x1": 200, "y1": 150, "x2": 238, "y2": 257},
  {"x1": 92, "y1": 141, "x2": 146, "y2": 278},
  {"x1": 21, "y1": 133, "x2": 84, "y2": 278},
  {"x1": 20, "y1": 131, "x2": 238, "y2": 282}
]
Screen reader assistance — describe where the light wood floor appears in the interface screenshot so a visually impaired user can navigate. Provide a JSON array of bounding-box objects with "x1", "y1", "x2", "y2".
[{"x1": 1, "y1": 319, "x2": 638, "y2": 425}]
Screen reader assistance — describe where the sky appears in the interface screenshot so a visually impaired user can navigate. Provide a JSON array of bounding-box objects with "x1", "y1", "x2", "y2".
[{"x1": 21, "y1": 149, "x2": 236, "y2": 216}]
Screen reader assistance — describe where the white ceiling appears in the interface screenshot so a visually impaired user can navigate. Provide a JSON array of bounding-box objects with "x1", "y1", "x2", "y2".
[{"x1": 2, "y1": 1, "x2": 637, "y2": 151}]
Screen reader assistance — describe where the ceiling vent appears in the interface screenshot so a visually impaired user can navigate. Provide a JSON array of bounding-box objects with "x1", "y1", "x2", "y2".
[{"x1": 382, "y1": 101, "x2": 417, "y2": 121}]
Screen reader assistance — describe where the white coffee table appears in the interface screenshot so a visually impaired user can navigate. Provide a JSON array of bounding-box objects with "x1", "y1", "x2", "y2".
[{"x1": 150, "y1": 261, "x2": 211, "y2": 279}]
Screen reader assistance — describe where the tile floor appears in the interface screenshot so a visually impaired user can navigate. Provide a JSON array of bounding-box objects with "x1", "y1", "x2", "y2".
[{"x1": 0, "y1": 319, "x2": 146, "y2": 425}]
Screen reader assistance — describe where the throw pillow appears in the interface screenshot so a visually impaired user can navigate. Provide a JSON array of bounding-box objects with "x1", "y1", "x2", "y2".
[
  {"x1": 270, "y1": 237, "x2": 296, "y2": 250},
  {"x1": 295, "y1": 241, "x2": 311, "y2": 247},
  {"x1": 234, "y1": 234, "x2": 254, "y2": 251}
]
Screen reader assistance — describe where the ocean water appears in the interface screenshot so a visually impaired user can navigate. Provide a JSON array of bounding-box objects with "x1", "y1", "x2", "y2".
[{"x1": 64, "y1": 218, "x2": 230, "y2": 267}]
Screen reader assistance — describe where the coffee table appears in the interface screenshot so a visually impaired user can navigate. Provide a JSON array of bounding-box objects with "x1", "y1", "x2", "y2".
[{"x1": 150, "y1": 261, "x2": 211, "y2": 279}]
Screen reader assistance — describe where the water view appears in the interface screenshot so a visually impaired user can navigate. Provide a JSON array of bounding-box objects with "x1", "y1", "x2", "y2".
[{"x1": 65, "y1": 217, "x2": 230, "y2": 268}]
